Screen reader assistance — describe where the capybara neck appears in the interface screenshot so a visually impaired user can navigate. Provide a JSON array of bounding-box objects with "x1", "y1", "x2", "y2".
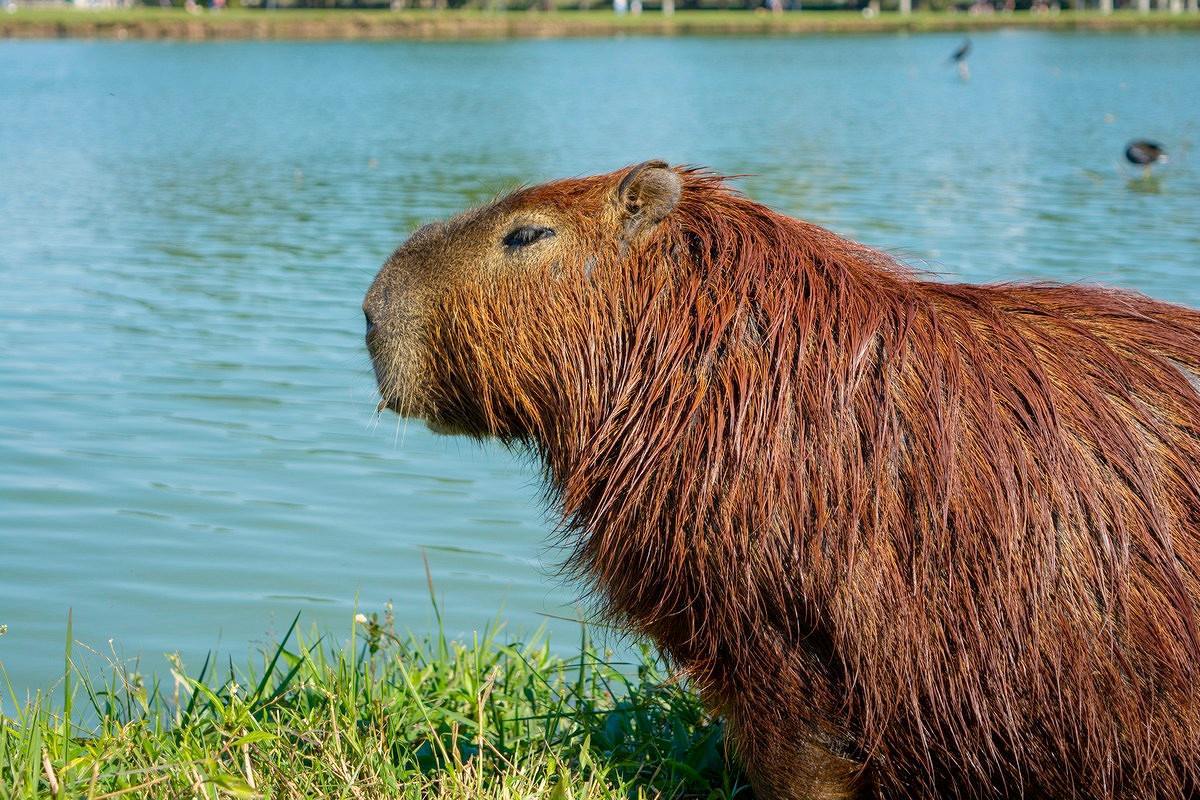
[{"x1": 523, "y1": 176, "x2": 922, "y2": 640}]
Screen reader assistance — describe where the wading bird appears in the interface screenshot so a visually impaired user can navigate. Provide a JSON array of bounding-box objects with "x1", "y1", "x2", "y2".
[{"x1": 949, "y1": 38, "x2": 972, "y2": 80}]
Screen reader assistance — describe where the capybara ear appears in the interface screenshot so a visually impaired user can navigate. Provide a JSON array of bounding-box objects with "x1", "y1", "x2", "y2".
[{"x1": 616, "y1": 160, "x2": 682, "y2": 241}]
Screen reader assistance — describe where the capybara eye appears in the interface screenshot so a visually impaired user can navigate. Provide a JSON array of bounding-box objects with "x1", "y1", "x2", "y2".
[{"x1": 502, "y1": 226, "x2": 555, "y2": 250}]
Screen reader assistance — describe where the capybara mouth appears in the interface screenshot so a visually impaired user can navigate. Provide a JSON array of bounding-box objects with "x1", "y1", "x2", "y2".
[
  {"x1": 372, "y1": 382, "x2": 422, "y2": 421},
  {"x1": 365, "y1": 335, "x2": 423, "y2": 420},
  {"x1": 373, "y1": 390, "x2": 469, "y2": 437},
  {"x1": 370, "y1": 378, "x2": 415, "y2": 419},
  {"x1": 367, "y1": 346, "x2": 476, "y2": 436}
]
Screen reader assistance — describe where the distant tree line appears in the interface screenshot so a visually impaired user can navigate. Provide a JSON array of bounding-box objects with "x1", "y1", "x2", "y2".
[{"x1": 143, "y1": 0, "x2": 1195, "y2": 12}]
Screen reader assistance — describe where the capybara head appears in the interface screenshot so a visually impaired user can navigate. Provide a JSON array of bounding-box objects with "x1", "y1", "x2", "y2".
[
  {"x1": 363, "y1": 160, "x2": 681, "y2": 438},
  {"x1": 365, "y1": 162, "x2": 1200, "y2": 800}
]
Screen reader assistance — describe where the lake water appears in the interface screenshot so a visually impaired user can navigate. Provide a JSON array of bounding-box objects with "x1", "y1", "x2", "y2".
[{"x1": 1, "y1": 32, "x2": 1198, "y2": 695}]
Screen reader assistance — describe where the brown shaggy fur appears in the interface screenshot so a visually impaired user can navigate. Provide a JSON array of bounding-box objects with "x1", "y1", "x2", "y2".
[{"x1": 364, "y1": 163, "x2": 1200, "y2": 799}]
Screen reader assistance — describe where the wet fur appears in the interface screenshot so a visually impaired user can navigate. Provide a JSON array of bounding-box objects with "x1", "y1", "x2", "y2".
[{"x1": 369, "y1": 166, "x2": 1200, "y2": 799}]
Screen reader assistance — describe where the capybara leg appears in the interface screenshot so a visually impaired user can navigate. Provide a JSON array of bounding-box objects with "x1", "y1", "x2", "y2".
[{"x1": 739, "y1": 733, "x2": 864, "y2": 800}]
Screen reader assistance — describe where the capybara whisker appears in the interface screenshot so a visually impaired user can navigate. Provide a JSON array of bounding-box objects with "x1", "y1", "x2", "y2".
[{"x1": 364, "y1": 161, "x2": 1200, "y2": 800}]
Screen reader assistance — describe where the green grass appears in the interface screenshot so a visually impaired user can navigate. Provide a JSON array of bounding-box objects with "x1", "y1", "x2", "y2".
[
  {"x1": 3, "y1": 7, "x2": 1198, "y2": 39},
  {"x1": 0, "y1": 606, "x2": 744, "y2": 799}
]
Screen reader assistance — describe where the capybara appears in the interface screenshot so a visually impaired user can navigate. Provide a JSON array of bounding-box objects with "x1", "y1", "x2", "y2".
[{"x1": 363, "y1": 161, "x2": 1200, "y2": 799}]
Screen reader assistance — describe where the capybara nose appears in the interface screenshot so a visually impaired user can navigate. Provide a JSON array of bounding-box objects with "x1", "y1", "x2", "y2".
[{"x1": 363, "y1": 286, "x2": 390, "y2": 337}]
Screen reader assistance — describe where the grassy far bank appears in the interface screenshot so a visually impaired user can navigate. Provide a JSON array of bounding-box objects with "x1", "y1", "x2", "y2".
[
  {"x1": 0, "y1": 609, "x2": 743, "y2": 799},
  {"x1": 2, "y1": 7, "x2": 1199, "y2": 39}
]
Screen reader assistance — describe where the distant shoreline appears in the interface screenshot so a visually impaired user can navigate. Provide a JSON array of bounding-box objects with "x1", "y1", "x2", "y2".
[{"x1": 3, "y1": 8, "x2": 1199, "y2": 40}]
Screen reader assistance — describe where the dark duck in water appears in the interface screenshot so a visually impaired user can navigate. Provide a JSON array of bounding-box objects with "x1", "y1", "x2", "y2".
[{"x1": 1125, "y1": 139, "x2": 1167, "y2": 175}]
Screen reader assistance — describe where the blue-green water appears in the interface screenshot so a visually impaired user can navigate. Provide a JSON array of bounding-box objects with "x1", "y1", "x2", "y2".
[{"x1": 1, "y1": 33, "x2": 1198, "y2": 694}]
